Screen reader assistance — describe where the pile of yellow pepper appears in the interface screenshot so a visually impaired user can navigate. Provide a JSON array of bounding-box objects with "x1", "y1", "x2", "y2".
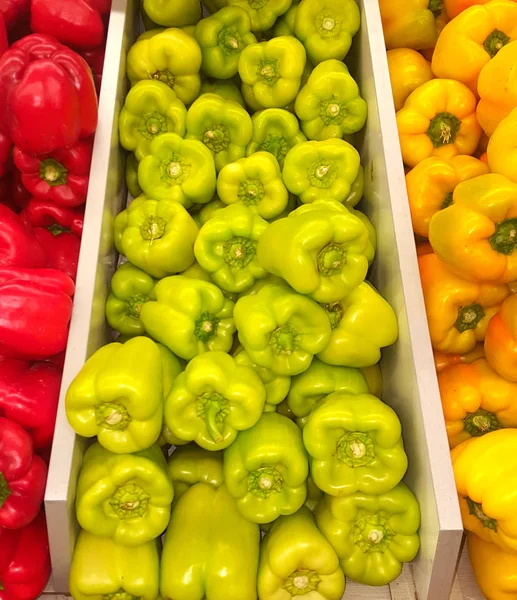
[{"x1": 379, "y1": 1, "x2": 517, "y2": 598}]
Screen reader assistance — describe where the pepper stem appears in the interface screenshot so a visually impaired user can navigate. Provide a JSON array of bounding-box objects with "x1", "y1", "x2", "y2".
[
  {"x1": 427, "y1": 0, "x2": 444, "y2": 18},
  {"x1": 125, "y1": 293, "x2": 149, "y2": 320},
  {"x1": 441, "y1": 192, "x2": 453, "y2": 209},
  {"x1": 194, "y1": 311, "x2": 220, "y2": 342},
  {"x1": 203, "y1": 125, "x2": 230, "y2": 153},
  {"x1": 95, "y1": 402, "x2": 132, "y2": 431},
  {"x1": 353, "y1": 514, "x2": 393, "y2": 553},
  {"x1": 40, "y1": 158, "x2": 68, "y2": 187},
  {"x1": 140, "y1": 216, "x2": 166, "y2": 243},
  {"x1": 109, "y1": 483, "x2": 150, "y2": 519},
  {"x1": 317, "y1": 243, "x2": 346, "y2": 276},
  {"x1": 336, "y1": 432, "x2": 375, "y2": 467},
  {"x1": 464, "y1": 409, "x2": 500, "y2": 437},
  {"x1": 455, "y1": 303, "x2": 485, "y2": 333},
  {"x1": 248, "y1": 466, "x2": 284, "y2": 498},
  {"x1": 426, "y1": 112, "x2": 461, "y2": 148},
  {"x1": 466, "y1": 497, "x2": 498, "y2": 531},
  {"x1": 484, "y1": 29, "x2": 510, "y2": 58},
  {"x1": 270, "y1": 324, "x2": 300, "y2": 356},
  {"x1": 223, "y1": 237, "x2": 256, "y2": 268},
  {"x1": 489, "y1": 218, "x2": 517, "y2": 255},
  {"x1": 283, "y1": 570, "x2": 322, "y2": 596},
  {"x1": 0, "y1": 473, "x2": 11, "y2": 510},
  {"x1": 322, "y1": 302, "x2": 344, "y2": 329}
]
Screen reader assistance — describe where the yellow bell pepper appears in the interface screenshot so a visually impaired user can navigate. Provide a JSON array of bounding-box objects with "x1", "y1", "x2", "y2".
[
  {"x1": 488, "y1": 106, "x2": 517, "y2": 184},
  {"x1": 418, "y1": 253, "x2": 510, "y2": 354},
  {"x1": 467, "y1": 533, "x2": 517, "y2": 600},
  {"x1": 433, "y1": 343, "x2": 485, "y2": 373},
  {"x1": 406, "y1": 155, "x2": 489, "y2": 238},
  {"x1": 484, "y1": 293, "x2": 517, "y2": 383},
  {"x1": 429, "y1": 173, "x2": 517, "y2": 283},
  {"x1": 396, "y1": 79, "x2": 481, "y2": 168},
  {"x1": 378, "y1": 0, "x2": 441, "y2": 50},
  {"x1": 386, "y1": 49, "x2": 433, "y2": 112},
  {"x1": 477, "y1": 41, "x2": 517, "y2": 136},
  {"x1": 452, "y1": 429, "x2": 517, "y2": 553},
  {"x1": 445, "y1": 0, "x2": 517, "y2": 20},
  {"x1": 432, "y1": 0, "x2": 517, "y2": 94},
  {"x1": 439, "y1": 358, "x2": 517, "y2": 449}
]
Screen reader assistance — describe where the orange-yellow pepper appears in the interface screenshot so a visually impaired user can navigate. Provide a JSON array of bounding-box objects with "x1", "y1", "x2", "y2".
[
  {"x1": 467, "y1": 533, "x2": 517, "y2": 600},
  {"x1": 429, "y1": 174, "x2": 517, "y2": 283},
  {"x1": 418, "y1": 252, "x2": 510, "y2": 354},
  {"x1": 416, "y1": 241, "x2": 433, "y2": 256},
  {"x1": 439, "y1": 358, "x2": 517, "y2": 448},
  {"x1": 445, "y1": 0, "x2": 517, "y2": 20},
  {"x1": 432, "y1": 1, "x2": 517, "y2": 94},
  {"x1": 484, "y1": 293, "x2": 517, "y2": 382},
  {"x1": 477, "y1": 41, "x2": 517, "y2": 136},
  {"x1": 433, "y1": 343, "x2": 485, "y2": 373},
  {"x1": 396, "y1": 79, "x2": 481, "y2": 168},
  {"x1": 452, "y1": 429, "x2": 517, "y2": 553},
  {"x1": 488, "y1": 106, "x2": 517, "y2": 184},
  {"x1": 406, "y1": 155, "x2": 489, "y2": 237},
  {"x1": 386, "y1": 49, "x2": 433, "y2": 112},
  {"x1": 378, "y1": 0, "x2": 441, "y2": 50}
]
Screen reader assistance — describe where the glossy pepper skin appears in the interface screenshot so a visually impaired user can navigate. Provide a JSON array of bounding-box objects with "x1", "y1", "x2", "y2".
[
  {"x1": 419, "y1": 253, "x2": 510, "y2": 354},
  {"x1": 397, "y1": 79, "x2": 481, "y2": 168},
  {"x1": 161, "y1": 482, "x2": 260, "y2": 600},
  {"x1": 165, "y1": 351, "x2": 266, "y2": 450},
  {"x1": 69, "y1": 531, "x2": 160, "y2": 600},
  {"x1": 138, "y1": 133, "x2": 216, "y2": 207},
  {"x1": 432, "y1": 1, "x2": 517, "y2": 94},
  {"x1": 485, "y1": 293, "x2": 517, "y2": 382},
  {"x1": 66, "y1": 336, "x2": 163, "y2": 453},
  {"x1": 114, "y1": 195, "x2": 198, "y2": 278},
  {"x1": 246, "y1": 108, "x2": 306, "y2": 170},
  {"x1": 228, "y1": 0, "x2": 291, "y2": 32},
  {"x1": 434, "y1": 344, "x2": 485, "y2": 373},
  {"x1": 451, "y1": 429, "x2": 517, "y2": 552},
  {"x1": 0, "y1": 204, "x2": 47, "y2": 269},
  {"x1": 406, "y1": 155, "x2": 489, "y2": 238},
  {"x1": 387, "y1": 49, "x2": 433, "y2": 112},
  {"x1": 295, "y1": 61, "x2": 367, "y2": 140},
  {"x1": 239, "y1": 36, "x2": 306, "y2": 109},
  {"x1": 200, "y1": 79, "x2": 245, "y2": 106},
  {"x1": 445, "y1": 0, "x2": 517, "y2": 18},
  {"x1": 119, "y1": 81, "x2": 187, "y2": 162},
  {"x1": 488, "y1": 106, "x2": 517, "y2": 184},
  {"x1": 126, "y1": 28, "x2": 201, "y2": 105},
  {"x1": 140, "y1": 276, "x2": 236, "y2": 360},
  {"x1": 316, "y1": 483, "x2": 421, "y2": 586},
  {"x1": 283, "y1": 140, "x2": 360, "y2": 203},
  {"x1": 142, "y1": 0, "x2": 201, "y2": 27},
  {"x1": 379, "y1": 0, "x2": 439, "y2": 50},
  {"x1": 186, "y1": 93, "x2": 253, "y2": 171},
  {"x1": 0, "y1": 511, "x2": 50, "y2": 600},
  {"x1": 0, "y1": 358, "x2": 61, "y2": 450},
  {"x1": 439, "y1": 358, "x2": 517, "y2": 449},
  {"x1": 224, "y1": 413, "x2": 309, "y2": 523},
  {"x1": 0, "y1": 268, "x2": 74, "y2": 360},
  {"x1": 195, "y1": 6, "x2": 257, "y2": 79},
  {"x1": 234, "y1": 282, "x2": 331, "y2": 376},
  {"x1": 304, "y1": 392, "x2": 408, "y2": 497},
  {"x1": 0, "y1": 418, "x2": 47, "y2": 529},
  {"x1": 126, "y1": 153, "x2": 142, "y2": 198},
  {"x1": 429, "y1": 174, "x2": 517, "y2": 283},
  {"x1": 0, "y1": 127, "x2": 10, "y2": 180}
]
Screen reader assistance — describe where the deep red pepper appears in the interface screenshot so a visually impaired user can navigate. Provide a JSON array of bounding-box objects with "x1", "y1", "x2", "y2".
[
  {"x1": 0, "y1": 204, "x2": 47, "y2": 268},
  {"x1": 0, "y1": 15, "x2": 7, "y2": 60},
  {"x1": 80, "y1": 44, "x2": 105, "y2": 95},
  {"x1": 0, "y1": 267, "x2": 74, "y2": 360},
  {"x1": 0, "y1": 129, "x2": 11, "y2": 180},
  {"x1": 0, "y1": 359, "x2": 62, "y2": 450},
  {"x1": 0, "y1": 418, "x2": 47, "y2": 529},
  {"x1": 9, "y1": 169, "x2": 30, "y2": 212},
  {"x1": 0, "y1": 34, "x2": 98, "y2": 155},
  {"x1": 0, "y1": 510, "x2": 50, "y2": 600},
  {"x1": 0, "y1": 0, "x2": 30, "y2": 30}
]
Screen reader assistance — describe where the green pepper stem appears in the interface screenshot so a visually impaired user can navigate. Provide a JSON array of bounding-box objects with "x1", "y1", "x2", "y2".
[
  {"x1": 270, "y1": 324, "x2": 301, "y2": 356},
  {"x1": 317, "y1": 243, "x2": 346, "y2": 276},
  {"x1": 283, "y1": 570, "x2": 322, "y2": 596},
  {"x1": 464, "y1": 409, "x2": 500, "y2": 437},
  {"x1": 140, "y1": 216, "x2": 166, "y2": 243},
  {"x1": 109, "y1": 483, "x2": 150, "y2": 519},
  {"x1": 248, "y1": 466, "x2": 284, "y2": 498},
  {"x1": 40, "y1": 158, "x2": 68, "y2": 187},
  {"x1": 203, "y1": 125, "x2": 230, "y2": 153},
  {"x1": 0, "y1": 473, "x2": 11, "y2": 510},
  {"x1": 466, "y1": 497, "x2": 498, "y2": 531},
  {"x1": 353, "y1": 514, "x2": 393, "y2": 553},
  {"x1": 427, "y1": 0, "x2": 444, "y2": 18},
  {"x1": 426, "y1": 112, "x2": 461, "y2": 148},
  {"x1": 336, "y1": 432, "x2": 375, "y2": 467},
  {"x1": 194, "y1": 311, "x2": 220, "y2": 342},
  {"x1": 95, "y1": 402, "x2": 132, "y2": 431},
  {"x1": 455, "y1": 303, "x2": 485, "y2": 333},
  {"x1": 441, "y1": 192, "x2": 453, "y2": 209},
  {"x1": 484, "y1": 29, "x2": 510, "y2": 58},
  {"x1": 125, "y1": 293, "x2": 149, "y2": 320},
  {"x1": 489, "y1": 218, "x2": 517, "y2": 255},
  {"x1": 223, "y1": 237, "x2": 256, "y2": 268}
]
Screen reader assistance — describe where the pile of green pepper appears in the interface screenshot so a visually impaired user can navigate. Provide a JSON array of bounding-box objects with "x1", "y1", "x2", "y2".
[{"x1": 65, "y1": 1, "x2": 421, "y2": 598}]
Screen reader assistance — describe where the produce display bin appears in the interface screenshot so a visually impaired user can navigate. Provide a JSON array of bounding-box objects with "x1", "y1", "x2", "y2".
[{"x1": 44, "y1": 0, "x2": 464, "y2": 598}]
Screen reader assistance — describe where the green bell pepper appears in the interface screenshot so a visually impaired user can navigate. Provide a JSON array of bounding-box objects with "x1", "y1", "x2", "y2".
[
  {"x1": 137, "y1": 132, "x2": 216, "y2": 207},
  {"x1": 228, "y1": 0, "x2": 292, "y2": 31},
  {"x1": 305, "y1": 475, "x2": 324, "y2": 513},
  {"x1": 238, "y1": 36, "x2": 306, "y2": 108},
  {"x1": 196, "y1": 7, "x2": 257, "y2": 79},
  {"x1": 140, "y1": 275, "x2": 236, "y2": 360},
  {"x1": 224, "y1": 412, "x2": 308, "y2": 523},
  {"x1": 295, "y1": 60, "x2": 367, "y2": 140},
  {"x1": 167, "y1": 444, "x2": 224, "y2": 506},
  {"x1": 273, "y1": 1, "x2": 298, "y2": 37},
  {"x1": 127, "y1": 28, "x2": 202, "y2": 105},
  {"x1": 318, "y1": 282, "x2": 398, "y2": 367},
  {"x1": 186, "y1": 93, "x2": 253, "y2": 171},
  {"x1": 76, "y1": 442, "x2": 174, "y2": 545},
  {"x1": 164, "y1": 351, "x2": 266, "y2": 450},
  {"x1": 105, "y1": 262, "x2": 156, "y2": 337},
  {"x1": 316, "y1": 483, "x2": 421, "y2": 586},
  {"x1": 217, "y1": 151, "x2": 289, "y2": 219},
  {"x1": 234, "y1": 282, "x2": 331, "y2": 375},
  {"x1": 246, "y1": 108, "x2": 306, "y2": 170},
  {"x1": 203, "y1": 0, "x2": 229, "y2": 13},
  {"x1": 69, "y1": 531, "x2": 160, "y2": 600},
  {"x1": 294, "y1": 0, "x2": 360, "y2": 65},
  {"x1": 114, "y1": 196, "x2": 198, "y2": 279},
  {"x1": 344, "y1": 164, "x2": 364, "y2": 208},
  {"x1": 194, "y1": 204, "x2": 269, "y2": 293},
  {"x1": 161, "y1": 483, "x2": 260, "y2": 600},
  {"x1": 191, "y1": 197, "x2": 226, "y2": 227},
  {"x1": 233, "y1": 345, "x2": 291, "y2": 407},
  {"x1": 65, "y1": 336, "x2": 163, "y2": 453},
  {"x1": 258, "y1": 507, "x2": 345, "y2": 600},
  {"x1": 142, "y1": 0, "x2": 201, "y2": 27},
  {"x1": 126, "y1": 153, "x2": 143, "y2": 198},
  {"x1": 304, "y1": 392, "x2": 408, "y2": 496},
  {"x1": 200, "y1": 79, "x2": 246, "y2": 106},
  {"x1": 256, "y1": 201, "x2": 370, "y2": 303},
  {"x1": 119, "y1": 80, "x2": 187, "y2": 162}
]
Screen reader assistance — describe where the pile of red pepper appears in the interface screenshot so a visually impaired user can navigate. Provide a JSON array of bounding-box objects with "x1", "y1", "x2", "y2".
[{"x1": 0, "y1": 2, "x2": 108, "y2": 598}]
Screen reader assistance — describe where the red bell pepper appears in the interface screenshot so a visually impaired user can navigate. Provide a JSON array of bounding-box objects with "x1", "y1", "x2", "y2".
[
  {"x1": 0, "y1": 34, "x2": 98, "y2": 155},
  {"x1": 0, "y1": 15, "x2": 7, "y2": 60},
  {"x1": 0, "y1": 129, "x2": 11, "y2": 180},
  {"x1": 0, "y1": 511, "x2": 50, "y2": 600},
  {"x1": 0, "y1": 267, "x2": 74, "y2": 360},
  {"x1": 13, "y1": 139, "x2": 93, "y2": 207},
  {"x1": 0, "y1": 204, "x2": 47, "y2": 268},
  {"x1": 0, "y1": 359, "x2": 62, "y2": 450},
  {"x1": 0, "y1": 0, "x2": 29, "y2": 30},
  {"x1": 9, "y1": 169, "x2": 30, "y2": 212},
  {"x1": 21, "y1": 198, "x2": 84, "y2": 279},
  {"x1": 80, "y1": 44, "x2": 105, "y2": 95},
  {"x1": 0, "y1": 417, "x2": 47, "y2": 529}
]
